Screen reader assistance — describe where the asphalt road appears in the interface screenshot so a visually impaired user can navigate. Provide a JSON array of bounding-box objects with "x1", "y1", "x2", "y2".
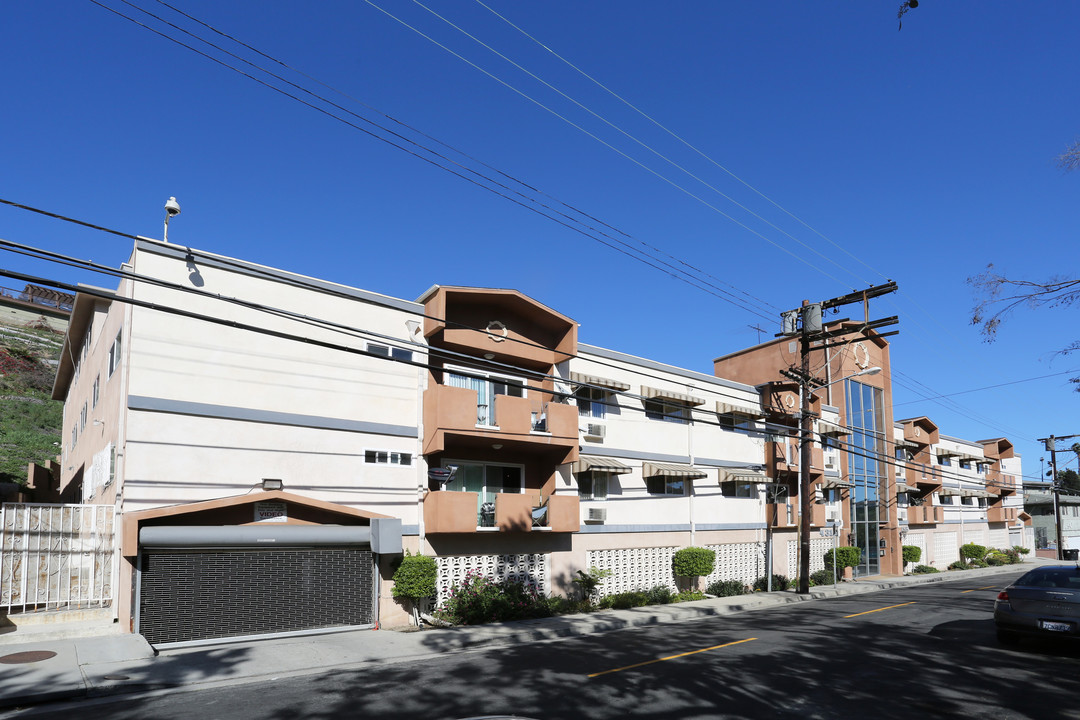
[{"x1": 9, "y1": 570, "x2": 1080, "y2": 720}]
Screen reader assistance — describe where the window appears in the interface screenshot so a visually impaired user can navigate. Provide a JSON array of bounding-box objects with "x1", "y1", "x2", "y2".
[
  {"x1": 92, "y1": 375, "x2": 100, "y2": 408},
  {"x1": 447, "y1": 368, "x2": 525, "y2": 426},
  {"x1": 108, "y1": 331, "x2": 122, "y2": 378},
  {"x1": 719, "y1": 413, "x2": 754, "y2": 433},
  {"x1": 646, "y1": 476, "x2": 685, "y2": 495},
  {"x1": 70, "y1": 425, "x2": 77, "y2": 450},
  {"x1": 821, "y1": 434, "x2": 840, "y2": 450},
  {"x1": 976, "y1": 463, "x2": 987, "y2": 474},
  {"x1": 364, "y1": 450, "x2": 412, "y2": 466},
  {"x1": 977, "y1": 497, "x2": 987, "y2": 507},
  {"x1": 576, "y1": 387, "x2": 608, "y2": 419},
  {"x1": 443, "y1": 461, "x2": 525, "y2": 525},
  {"x1": 939, "y1": 495, "x2": 953, "y2": 505},
  {"x1": 961, "y1": 496, "x2": 973, "y2": 506},
  {"x1": 937, "y1": 455, "x2": 951, "y2": 466},
  {"x1": 959, "y1": 459, "x2": 971, "y2": 470},
  {"x1": 644, "y1": 399, "x2": 690, "y2": 424},
  {"x1": 578, "y1": 472, "x2": 609, "y2": 500},
  {"x1": 79, "y1": 403, "x2": 87, "y2": 433},
  {"x1": 367, "y1": 342, "x2": 412, "y2": 363},
  {"x1": 720, "y1": 480, "x2": 754, "y2": 498}
]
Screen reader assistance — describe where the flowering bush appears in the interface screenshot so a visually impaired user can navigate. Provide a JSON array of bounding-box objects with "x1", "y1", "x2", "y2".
[{"x1": 435, "y1": 570, "x2": 552, "y2": 625}]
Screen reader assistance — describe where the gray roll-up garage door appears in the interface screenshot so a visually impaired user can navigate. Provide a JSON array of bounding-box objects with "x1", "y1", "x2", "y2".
[{"x1": 137, "y1": 526, "x2": 375, "y2": 645}]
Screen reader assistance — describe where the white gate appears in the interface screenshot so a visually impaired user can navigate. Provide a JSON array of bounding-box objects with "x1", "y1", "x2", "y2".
[{"x1": 0, "y1": 503, "x2": 115, "y2": 613}]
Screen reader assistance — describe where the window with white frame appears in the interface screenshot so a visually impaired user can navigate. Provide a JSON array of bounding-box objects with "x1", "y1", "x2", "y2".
[
  {"x1": 719, "y1": 413, "x2": 754, "y2": 433},
  {"x1": 108, "y1": 331, "x2": 122, "y2": 378},
  {"x1": 367, "y1": 342, "x2": 412, "y2": 363},
  {"x1": 575, "y1": 386, "x2": 609, "y2": 419},
  {"x1": 961, "y1": 495, "x2": 973, "y2": 506},
  {"x1": 939, "y1": 494, "x2": 953, "y2": 505},
  {"x1": 79, "y1": 403, "x2": 87, "y2": 433},
  {"x1": 92, "y1": 374, "x2": 100, "y2": 408},
  {"x1": 446, "y1": 367, "x2": 525, "y2": 426},
  {"x1": 644, "y1": 398, "x2": 691, "y2": 424},
  {"x1": 364, "y1": 449, "x2": 412, "y2": 466},
  {"x1": 577, "y1": 471, "x2": 609, "y2": 500},
  {"x1": 938, "y1": 455, "x2": 951, "y2": 466}
]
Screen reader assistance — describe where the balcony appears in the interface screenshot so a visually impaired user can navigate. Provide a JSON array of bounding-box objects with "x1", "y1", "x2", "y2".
[
  {"x1": 906, "y1": 462, "x2": 942, "y2": 492},
  {"x1": 423, "y1": 384, "x2": 578, "y2": 458},
  {"x1": 768, "y1": 441, "x2": 824, "y2": 476},
  {"x1": 906, "y1": 505, "x2": 944, "y2": 525},
  {"x1": 424, "y1": 490, "x2": 579, "y2": 533},
  {"x1": 987, "y1": 506, "x2": 1020, "y2": 523}
]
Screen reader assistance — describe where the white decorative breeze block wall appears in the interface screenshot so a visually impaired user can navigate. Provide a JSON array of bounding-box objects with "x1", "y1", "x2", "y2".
[
  {"x1": 988, "y1": 528, "x2": 1009, "y2": 549},
  {"x1": 934, "y1": 531, "x2": 959, "y2": 566},
  {"x1": 434, "y1": 553, "x2": 550, "y2": 605},
  {"x1": 587, "y1": 547, "x2": 677, "y2": 596},
  {"x1": 905, "y1": 532, "x2": 927, "y2": 571},
  {"x1": 964, "y1": 529, "x2": 986, "y2": 548},
  {"x1": 787, "y1": 537, "x2": 834, "y2": 576},
  {"x1": 703, "y1": 542, "x2": 765, "y2": 588}
]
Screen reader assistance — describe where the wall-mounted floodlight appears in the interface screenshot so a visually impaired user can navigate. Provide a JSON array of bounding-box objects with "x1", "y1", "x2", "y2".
[{"x1": 261, "y1": 478, "x2": 283, "y2": 491}]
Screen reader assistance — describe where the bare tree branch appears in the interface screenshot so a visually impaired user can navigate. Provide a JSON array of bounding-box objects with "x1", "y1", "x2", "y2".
[
  {"x1": 968, "y1": 264, "x2": 1080, "y2": 341},
  {"x1": 1059, "y1": 139, "x2": 1080, "y2": 172},
  {"x1": 897, "y1": 1, "x2": 919, "y2": 31}
]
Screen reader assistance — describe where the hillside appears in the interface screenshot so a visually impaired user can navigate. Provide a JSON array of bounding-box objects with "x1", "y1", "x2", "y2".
[{"x1": 0, "y1": 320, "x2": 64, "y2": 484}]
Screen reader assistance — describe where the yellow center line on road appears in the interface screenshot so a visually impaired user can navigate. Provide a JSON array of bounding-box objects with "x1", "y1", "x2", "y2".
[
  {"x1": 961, "y1": 585, "x2": 998, "y2": 594},
  {"x1": 843, "y1": 601, "x2": 917, "y2": 618},
  {"x1": 588, "y1": 638, "x2": 757, "y2": 678}
]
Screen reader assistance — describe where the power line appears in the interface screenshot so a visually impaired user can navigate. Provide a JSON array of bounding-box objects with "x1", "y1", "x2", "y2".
[
  {"x1": 89, "y1": 0, "x2": 780, "y2": 323},
  {"x1": 893, "y1": 369, "x2": 1080, "y2": 406}
]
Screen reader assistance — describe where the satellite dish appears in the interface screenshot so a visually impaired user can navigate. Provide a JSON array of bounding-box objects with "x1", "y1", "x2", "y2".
[{"x1": 428, "y1": 467, "x2": 457, "y2": 486}]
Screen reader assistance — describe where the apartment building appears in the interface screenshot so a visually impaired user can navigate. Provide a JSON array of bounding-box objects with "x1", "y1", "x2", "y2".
[{"x1": 43, "y1": 237, "x2": 1029, "y2": 643}]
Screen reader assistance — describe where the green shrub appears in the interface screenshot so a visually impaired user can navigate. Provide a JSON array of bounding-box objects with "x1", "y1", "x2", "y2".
[
  {"x1": 571, "y1": 567, "x2": 611, "y2": 604},
  {"x1": 810, "y1": 568, "x2": 839, "y2": 586},
  {"x1": 902, "y1": 545, "x2": 922, "y2": 564},
  {"x1": 959, "y1": 543, "x2": 987, "y2": 562},
  {"x1": 391, "y1": 551, "x2": 437, "y2": 602},
  {"x1": 823, "y1": 546, "x2": 861, "y2": 572},
  {"x1": 1014, "y1": 545, "x2": 1031, "y2": 555},
  {"x1": 599, "y1": 591, "x2": 650, "y2": 610},
  {"x1": 986, "y1": 551, "x2": 1009, "y2": 566},
  {"x1": 969, "y1": 557, "x2": 989, "y2": 568},
  {"x1": 672, "y1": 547, "x2": 717, "y2": 577},
  {"x1": 435, "y1": 571, "x2": 551, "y2": 625},
  {"x1": 707, "y1": 579, "x2": 749, "y2": 597},
  {"x1": 544, "y1": 596, "x2": 588, "y2": 616},
  {"x1": 948, "y1": 560, "x2": 968, "y2": 571},
  {"x1": 912, "y1": 565, "x2": 939, "y2": 574},
  {"x1": 645, "y1": 585, "x2": 675, "y2": 605},
  {"x1": 673, "y1": 590, "x2": 706, "y2": 603},
  {"x1": 754, "y1": 573, "x2": 790, "y2": 591}
]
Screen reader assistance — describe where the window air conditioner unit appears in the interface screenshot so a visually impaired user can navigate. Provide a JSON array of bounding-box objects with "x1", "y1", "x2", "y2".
[
  {"x1": 825, "y1": 459, "x2": 835, "y2": 470},
  {"x1": 587, "y1": 507, "x2": 607, "y2": 522},
  {"x1": 826, "y1": 508, "x2": 841, "y2": 523},
  {"x1": 584, "y1": 423, "x2": 606, "y2": 439}
]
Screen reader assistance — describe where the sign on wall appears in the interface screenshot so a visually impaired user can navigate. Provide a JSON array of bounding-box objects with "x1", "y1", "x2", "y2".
[{"x1": 253, "y1": 502, "x2": 288, "y2": 523}]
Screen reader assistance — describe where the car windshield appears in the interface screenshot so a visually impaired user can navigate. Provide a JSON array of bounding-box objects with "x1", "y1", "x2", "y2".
[{"x1": 1017, "y1": 568, "x2": 1080, "y2": 589}]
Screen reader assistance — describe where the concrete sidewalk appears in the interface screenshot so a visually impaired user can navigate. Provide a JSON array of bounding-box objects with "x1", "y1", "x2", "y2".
[{"x1": 0, "y1": 560, "x2": 1053, "y2": 711}]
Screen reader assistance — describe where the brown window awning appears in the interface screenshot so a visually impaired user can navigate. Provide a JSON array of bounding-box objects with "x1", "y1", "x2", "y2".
[
  {"x1": 716, "y1": 401, "x2": 764, "y2": 418},
  {"x1": 822, "y1": 478, "x2": 854, "y2": 489},
  {"x1": 641, "y1": 386, "x2": 705, "y2": 406},
  {"x1": 818, "y1": 420, "x2": 849, "y2": 436},
  {"x1": 569, "y1": 372, "x2": 631, "y2": 392},
  {"x1": 643, "y1": 462, "x2": 708, "y2": 480},
  {"x1": 573, "y1": 456, "x2": 633, "y2": 475},
  {"x1": 718, "y1": 469, "x2": 769, "y2": 484}
]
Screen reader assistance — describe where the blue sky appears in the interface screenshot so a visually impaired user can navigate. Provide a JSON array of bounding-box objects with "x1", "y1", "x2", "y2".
[{"x1": 2, "y1": 1, "x2": 1077, "y2": 479}]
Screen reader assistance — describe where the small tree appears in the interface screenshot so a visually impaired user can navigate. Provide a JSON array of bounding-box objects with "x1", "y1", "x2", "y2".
[
  {"x1": 572, "y1": 567, "x2": 611, "y2": 606},
  {"x1": 902, "y1": 545, "x2": 922, "y2": 565},
  {"x1": 672, "y1": 547, "x2": 716, "y2": 578},
  {"x1": 391, "y1": 551, "x2": 437, "y2": 626},
  {"x1": 823, "y1": 546, "x2": 861, "y2": 578}
]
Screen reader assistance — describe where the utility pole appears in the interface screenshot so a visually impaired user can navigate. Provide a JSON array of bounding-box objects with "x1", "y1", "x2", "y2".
[
  {"x1": 778, "y1": 282, "x2": 899, "y2": 594},
  {"x1": 1038, "y1": 434, "x2": 1080, "y2": 559}
]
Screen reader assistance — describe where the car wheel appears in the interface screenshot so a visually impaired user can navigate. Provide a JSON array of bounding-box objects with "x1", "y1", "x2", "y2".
[{"x1": 996, "y1": 627, "x2": 1020, "y2": 646}]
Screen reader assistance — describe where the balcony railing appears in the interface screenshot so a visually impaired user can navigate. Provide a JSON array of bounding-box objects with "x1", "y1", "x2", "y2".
[
  {"x1": 986, "y1": 506, "x2": 1019, "y2": 523},
  {"x1": 906, "y1": 505, "x2": 944, "y2": 525},
  {"x1": 424, "y1": 490, "x2": 579, "y2": 533}
]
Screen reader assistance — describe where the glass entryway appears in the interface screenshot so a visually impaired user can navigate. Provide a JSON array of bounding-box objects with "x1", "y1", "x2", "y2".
[
  {"x1": 444, "y1": 461, "x2": 523, "y2": 526},
  {"x1": 845, "y1": 379, "x2": 886, "y2": 577}
]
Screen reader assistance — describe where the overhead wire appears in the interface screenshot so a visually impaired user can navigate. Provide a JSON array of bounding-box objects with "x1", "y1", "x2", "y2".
[
  {"x1": 360, "y1": 0, "x2": 857, "y2": 290},
  {"x1": 91, "y1": 0, "x2": 779, "y2": 322}
]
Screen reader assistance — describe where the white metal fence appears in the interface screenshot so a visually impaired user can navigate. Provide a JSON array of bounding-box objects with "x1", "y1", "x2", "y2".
[{"x1": 0, "y1": 503, "x2": 115, "y2": 613}]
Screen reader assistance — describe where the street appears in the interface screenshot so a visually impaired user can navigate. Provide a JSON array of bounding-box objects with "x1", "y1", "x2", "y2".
[{"x1": 7, "y1": 571, "x2": 1080, "y2": 720}]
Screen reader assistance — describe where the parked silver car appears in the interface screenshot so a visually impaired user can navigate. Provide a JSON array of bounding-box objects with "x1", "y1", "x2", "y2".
[{"x1": 994, "y1": 565, "x2": 1080, "y2": 644}]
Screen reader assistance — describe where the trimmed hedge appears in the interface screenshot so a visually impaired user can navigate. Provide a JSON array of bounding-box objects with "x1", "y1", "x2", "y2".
[
  {"x1": 823, "y1": 546, "x2": 861, "y2": 571},
  {"x1": 672, "y1": 547, "x2": 717, "y2": 577},
  {"x1": 902, "y1": 545, "x2": 922, "y2": 564}
]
